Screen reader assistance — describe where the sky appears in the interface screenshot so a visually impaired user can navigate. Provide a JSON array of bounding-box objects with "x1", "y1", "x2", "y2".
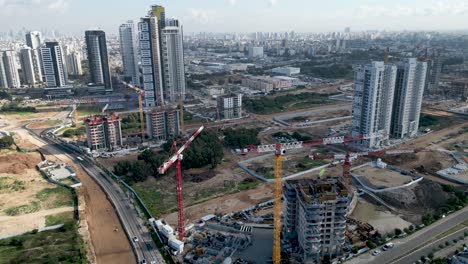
[{"x1": 2, "y1": 0, "x2": 468, "y2": 34}]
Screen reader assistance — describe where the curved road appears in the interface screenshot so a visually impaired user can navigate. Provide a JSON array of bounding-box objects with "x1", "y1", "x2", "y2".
[
  {"x1": 32, "y1": 129, "x2": 164, "y2": 264},
  {"x1": 346, "y1": 206, "x2": 468, "y2": 264}
]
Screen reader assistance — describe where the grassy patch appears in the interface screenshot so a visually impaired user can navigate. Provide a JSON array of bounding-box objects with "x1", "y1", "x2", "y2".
[
  {"x1": 4, "y1": 201, "x2": 41, "y2": 216},
  {"x1": 0, "y1": 177, "x2": 25, "y2": 192},
  {"x1": 0, "y1": 221, "x2": 87, "y2": 263},
  {"x1": 45, "y1": 211, "x2": 74, "y2": 226},
  {"x1": 244, "y1": 92, "x2": 333, "y2": 114},
  {"x1": 238, "y1": 180, "x2": 261, "y2": 191},
  {"x1": 35, "y1": 187, "x2": 74, "y2": 209},
  {"x1": 0, "y1": 111, "x2": 33, "y2": 116},
  {"x1": 295, "y1": 157, "x2": 328, "y2": 172},
  {"x1": 132, "y1": 185, "x2": 164, "y2": 217}
]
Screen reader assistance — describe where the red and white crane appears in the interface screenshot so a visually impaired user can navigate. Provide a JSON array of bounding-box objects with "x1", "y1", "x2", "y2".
[{"x1": 157, "y1": 126, "x2": 205, "y2": 240}]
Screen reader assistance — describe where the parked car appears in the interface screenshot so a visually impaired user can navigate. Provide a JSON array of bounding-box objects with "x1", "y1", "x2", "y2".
[
  {"x1": 133, "y1": 236, "x2": 139, "y2": 242},
  {"x1": 372, "y1": 250, "x2": 381, "y2": 256}
]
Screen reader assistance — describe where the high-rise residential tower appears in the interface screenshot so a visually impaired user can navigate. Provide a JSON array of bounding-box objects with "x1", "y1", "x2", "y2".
[
  {"x1": 119, "y1": 21, "x2": 140, "y2": 86},
  {"x1": 85, "y1": 30, "x2": 112, "y2": 90},
  {"x1": 66, "y1": 50, "x2": 83, "y2": 76},
  {"x1": 391, "y1": 58, "x2": 427, "y2": 138},
  {"x1": 424, "y1": 50, "x2": 442, "y2": 95},
  {"x1": 0, "y1": 51, "x2": 21, "y2": 88},
  {"x1": 352, "y1": 61, "x2": 397, "y2": 148},
  {"x1": 25, "y1": 31, "x2": 43, "y2": 83},
  {"x1": 161, "y1": 19, "x2": 186, "y2": 102},
  {"x1": 139, "y1": 17, "x2": 164, "y2": 107},
  {"x1": 41, "y1": 42, "x2": 68, "y2": 87},
  {"x1": 19, "y1": 47, "x2": 38, "y2": 86},
  {"x1": 284, "y1": 178, "x2": 349, "y2": 263},
  {"x1": 0, "y1": 57, "x2": 7, "y2": 88}
]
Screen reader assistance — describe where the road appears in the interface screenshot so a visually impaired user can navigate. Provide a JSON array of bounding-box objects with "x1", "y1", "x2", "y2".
[
  {"x1": 35, "y1": 131, "x2": 165, "y2": 264},
  {"x1": 347, "y1": 207, "x2": 468, "y2": 264}
]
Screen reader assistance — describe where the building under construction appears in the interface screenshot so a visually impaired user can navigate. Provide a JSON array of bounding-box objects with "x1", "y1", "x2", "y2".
[
  {"x1": 145, "y1": 108, "x2": 180, "y2": 141},
  {"x1": 284, "y1": 177, "x2": 349, "y2": 263},
  {"x1": 84, "y1": 114, "x2": 123, "y2": 151}
]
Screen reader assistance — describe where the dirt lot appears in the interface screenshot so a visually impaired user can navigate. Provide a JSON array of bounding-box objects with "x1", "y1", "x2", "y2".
[
  {"x1": 353, "y1": 165, "x2": 414, "y2": 189},
  {"x1": 350, "y1": 198, "x2": 412, "y2": 234},
  {"x1": 376, "y1": 179, "x2": 453, "y2": 224},
  {"x1": 163, "y1": 183, "x2": 274, "y2": 226},
  {"x1": 0, "y1": 112, "x2": 136, "y2": 264},
  {"x1": 0, "y1": 152, "x2": 75, "y2": 236},
  {"x1": 284, "y1": 109, "x2": 351, "y2": 125}
]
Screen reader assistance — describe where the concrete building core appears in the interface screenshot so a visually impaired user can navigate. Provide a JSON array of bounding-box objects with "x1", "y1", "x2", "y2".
[
  {"x1": 85, "y1": 114, "x2": 123, "y2": 151},
  {"x1": 284, "y1": 178, "x2": 349, "y2": 263},
  {"x1": 145, "y1": 109, "x2": 180, "y2": 141}
]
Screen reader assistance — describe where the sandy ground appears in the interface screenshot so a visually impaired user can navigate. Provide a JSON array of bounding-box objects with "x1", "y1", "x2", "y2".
[
  {"x1": 0, "y1": 207, "x2": 74, "y2": 235},
  {"x1": 163, "y1": 183, "x2": 274, "y2": 226},
  {"x1": 350, "y1": 199, "x2": 412, "y2": 234},
  {"x1": 0, "y1": 112, "x2": 135, "y2": 264},
  {"x1": 0, "y1": 152, "x2": 74, "y2": 236},
  {"x1": 353, "y1": 166, "x2": 412, "y2": 189}
]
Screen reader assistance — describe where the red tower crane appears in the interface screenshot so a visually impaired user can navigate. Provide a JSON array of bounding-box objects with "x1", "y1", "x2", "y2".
[{"x1": 157, "y1": 126, "x2": 205, "y2": 240}]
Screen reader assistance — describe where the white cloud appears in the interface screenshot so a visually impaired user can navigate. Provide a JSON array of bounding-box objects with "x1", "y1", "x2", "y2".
[
  {"x1": 0, "y1": 0, "x2": 70, "y2": 15},
  {"x1": 268, "y1": 0, "x2": 279, "y2": 7},
  {"x1": 48, "y1": 0, "x2": 70, "y2": 12},
  {"x1": 226, "y1": 0, "x2": 237, "y2": 6},
  {"x1": 356, "y1": 1, "x2": 468, "y2": 18},
  {"x1": 186, "y1": 8, "x2": 213, "y2": 24}
]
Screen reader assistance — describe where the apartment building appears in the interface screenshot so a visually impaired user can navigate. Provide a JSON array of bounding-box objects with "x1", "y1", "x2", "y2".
[
  {"x1": 145, "y1": 109, "x2": 180, "y2": 141},
  {"x1": 85, "y1": 114, "x2": 123, "y2": 151}
]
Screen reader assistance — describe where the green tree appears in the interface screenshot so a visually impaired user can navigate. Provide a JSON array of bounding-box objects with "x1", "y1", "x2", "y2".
[
  {"x1": 224, "y1": 128, "x2": 260, "y2": 148},
  {"x1": 0, "y1": 135, "x2": 14, "y2": 149}
]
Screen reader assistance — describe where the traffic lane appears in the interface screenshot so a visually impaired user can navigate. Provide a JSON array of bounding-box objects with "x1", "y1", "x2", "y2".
[
  {"x1": 40, "y1": 135, "x2": 163, "y2": 263},
  {"x1": 395, "y1": 227, "x2": 468, "y2": 264},
  {"x1": 369, "y1": 209, "x2": 468, "y2": 264},
  {"x1": 84, "y1": 162, "x2": 162, "y2": 263}
]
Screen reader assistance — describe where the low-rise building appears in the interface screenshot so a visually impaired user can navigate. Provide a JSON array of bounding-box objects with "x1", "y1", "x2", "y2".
[
  {"x1": 241, "y1": 76, "x2": 294, "y2": 92},
  {"x1": 272, "y1": 67, "x2": 301, "y2": 76},
  {"x1": 85, "y1": 114, "x2": 123, "y2": 151}
]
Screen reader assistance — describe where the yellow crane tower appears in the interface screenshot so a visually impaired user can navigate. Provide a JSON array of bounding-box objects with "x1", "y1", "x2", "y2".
[{"x1": 273, "y1": 144, "x2": 284, "y2": 264}]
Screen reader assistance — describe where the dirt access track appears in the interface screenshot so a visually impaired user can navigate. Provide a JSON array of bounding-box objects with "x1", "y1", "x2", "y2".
[{"x1": 163, "y1": 183, "x2": 274, "y2": 226}]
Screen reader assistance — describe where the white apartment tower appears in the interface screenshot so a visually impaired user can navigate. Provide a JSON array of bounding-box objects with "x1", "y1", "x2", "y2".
[
  {"x1": 41, "y1": 42, "x2": 68, "y2": 87},
  {"x1": 25, "y1": 31, "x2": 43, "y2": 83},
  {"x1": 119, "y1": 21, "x2": 140, "y2": 86},
  {"x1": 0, "y1": 51, "x2": 21, "y2": 88},
  {"x1": 391, "y1": 58, "x2": 427, "y2": 138},
  {"x1": 67, "y1": 51, "x2": 83, "y2": 76},
  {"x1": 0, "y1": 57, "x2": 7, "y2": 88},
  {"x1": 20, "y1": 47, "x2": 37, "y2": 86},
  {"x1": 139, "y1": 17, "x2": 164, "y2": 107},
  {"x1": 161, "y1": 20, "x2": 186, "y2": 102},
  {"x1": 352, "y1": 61, "x2": 397, "y2": 148}
]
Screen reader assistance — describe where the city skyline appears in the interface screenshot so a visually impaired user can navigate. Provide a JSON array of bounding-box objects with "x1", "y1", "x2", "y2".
[{"x1": 2, "y1": 0, "x2": 468, "y2": 34}]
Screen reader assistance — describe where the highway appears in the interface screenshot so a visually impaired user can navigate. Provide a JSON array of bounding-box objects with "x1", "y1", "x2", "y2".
[
  {"x1": 347, "y1": 206, "x2": 468, "y2": 264},
  {"x1": 33, "y1": 130, "x2": 165, "y2": 264}
]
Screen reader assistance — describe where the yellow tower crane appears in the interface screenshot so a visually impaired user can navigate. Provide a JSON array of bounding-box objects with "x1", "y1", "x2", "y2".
[
  {"x1": 121, "y1": 81, "x2": 146, "y2": 143},
  {"x1": 273, "y1": 143, "x2": 284, "y2": 264}
]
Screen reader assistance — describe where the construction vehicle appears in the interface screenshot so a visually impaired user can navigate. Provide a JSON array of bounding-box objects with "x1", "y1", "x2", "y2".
[
  {"x1": 121, "y1": 81, "x2": 146, "y2": 143},
  {"x1": 243, "y1": 132, "x2": 385, "y2": 264},
  {"x1": 157, "y1": 126, "x2": 205, "y2": 240}
]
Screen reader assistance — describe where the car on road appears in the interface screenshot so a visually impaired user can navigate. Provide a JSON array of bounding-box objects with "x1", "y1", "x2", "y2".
[
  {"x1": 133, "y1": 236, "x2": 139, "y2": 242},
  {"x1": 140, "y1": 260, "x2": 146, "y2": 264},
  {"x1": 382, "y1": 242, "x2": 394, "y2": 251},
  {"x1": 372, "y1": 250, "x2": 381, "y2": 256},
  {"x1": 150, "y1": 261, "x2": 156, "y2": 264}
]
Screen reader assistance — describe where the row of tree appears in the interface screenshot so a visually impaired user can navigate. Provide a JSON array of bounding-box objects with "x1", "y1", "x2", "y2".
[{"x1": 114, "y1": 129, "x2": 225, "y2": 184}]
